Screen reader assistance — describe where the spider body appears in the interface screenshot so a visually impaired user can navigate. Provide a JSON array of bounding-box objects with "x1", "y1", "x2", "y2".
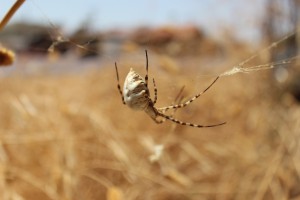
[
  {"x1": 115, "y1": 50, "x2": 226, "y2": 128},
  {"x1": 123, "y1": 68, "x2": 150, "y2": 110},
  {"x1": 123, "y1": 68, "x2": 160, "y2": 121}
]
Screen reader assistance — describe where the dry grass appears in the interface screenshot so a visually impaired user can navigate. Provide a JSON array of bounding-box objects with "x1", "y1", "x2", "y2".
[{"x1": 0, "y1": 51, "x2": 299, "y2": 200}]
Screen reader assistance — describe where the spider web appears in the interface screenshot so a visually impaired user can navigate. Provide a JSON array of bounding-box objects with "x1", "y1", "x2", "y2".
[
  {"x1": 220, "y1": 31, "x2": 300, "y2": 77},
  {"x1": 3, "y1": 0, "x2": 300, "y2": 80},
  {"x1": 33, "y1": 1, "x2": 300, "y2": 76}
]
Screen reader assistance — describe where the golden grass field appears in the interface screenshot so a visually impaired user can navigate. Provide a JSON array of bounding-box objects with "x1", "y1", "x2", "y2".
[{"x1": 0, "y1": 48, "x2": 299, "y2": 200}]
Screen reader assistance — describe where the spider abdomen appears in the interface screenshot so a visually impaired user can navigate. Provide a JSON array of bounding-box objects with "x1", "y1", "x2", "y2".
[{"x1": 123, "y1": 68, "x2": 150, "y2": 110}]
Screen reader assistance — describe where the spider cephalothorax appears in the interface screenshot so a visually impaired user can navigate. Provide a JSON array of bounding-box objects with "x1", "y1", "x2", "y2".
[{"x1": 115, "y1": 50, "x2": 226, "y2": 128}]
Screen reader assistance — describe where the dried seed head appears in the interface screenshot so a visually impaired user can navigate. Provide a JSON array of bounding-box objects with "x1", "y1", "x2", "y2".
[{"x1": 0, "y1": 46, "x2": 15, "y2": 66}]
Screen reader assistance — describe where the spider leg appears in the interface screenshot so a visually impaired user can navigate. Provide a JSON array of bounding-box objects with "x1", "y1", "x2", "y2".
[
  {"x1": 145, "y1": 107, "x2": 166, "y2": 124},
  {"x1": 153, "y1": 117, "x2": 165, "y2": 124},
  {"x1": 157, "y1": 111, "x2": 226, "y2": 128},
  {"x1": 156, "y1": 85, "x2": 184, "y2": 117},
  {"x1": 162, "y1": 85, "x2": 185, "y2": 116},
  {"x1": 157, "y1": 76, "x2": 219, "y2": 112},
  {"x1": 152, "y1": 78, "x2": 158, "y2": 105},
  {"x1": 145, "y1": 50, "x2": 149, "y2": 88},
  {"x1": 114, "y1": 62, "x2": 125, "y2": 105}
]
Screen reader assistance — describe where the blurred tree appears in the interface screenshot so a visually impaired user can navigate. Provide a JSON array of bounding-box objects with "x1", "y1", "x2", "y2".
[
  {"x1": 262, "y1": 0, "x2": 300, "y2": 101},
  {"x1": 263, "y1": 0, "x2": 299, "y2": 61}
]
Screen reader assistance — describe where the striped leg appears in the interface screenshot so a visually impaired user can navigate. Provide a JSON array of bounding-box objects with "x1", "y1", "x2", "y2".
[
  {"x1": 114, "y1": 62, "x2": 125, "y2": 105},
  {"x1": 151, "y1": 85, "x2": 184, "y2": 125},
  {"x1": 152, "y1": 78, "x2": 158, "y2": 105},
  {"x1": 157, "y1": 111, "x2": 226, "y2": 128},
  {"x1": 158, "y1": 76, "x2": 220, "y2": 112},
  {"x1": 145, "y1": 50, "x2": 149, "y2": 88},
  {"x1": 153, "y1": 117, "x2": 165, "y2": 124}
]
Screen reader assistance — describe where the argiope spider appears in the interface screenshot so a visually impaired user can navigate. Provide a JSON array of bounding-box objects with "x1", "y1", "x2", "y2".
[{"x1": 115, "y1": 50, "x2": 226, "y2": 128}]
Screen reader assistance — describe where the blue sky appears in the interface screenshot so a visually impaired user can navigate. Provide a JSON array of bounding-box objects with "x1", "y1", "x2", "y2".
[{"x1": 1, "y1": 0, "x2": 265, "y2": 40}]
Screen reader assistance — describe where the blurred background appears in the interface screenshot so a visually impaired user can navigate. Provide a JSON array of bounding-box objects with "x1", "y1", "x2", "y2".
[{"x1": 0, "y1": 0, "x2": 300, "y2": 200}]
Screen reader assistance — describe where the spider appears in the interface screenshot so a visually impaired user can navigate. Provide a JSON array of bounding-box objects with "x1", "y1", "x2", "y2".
[{"x1": 114, "y1": 50, "x2": 226, "y2": 128}]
